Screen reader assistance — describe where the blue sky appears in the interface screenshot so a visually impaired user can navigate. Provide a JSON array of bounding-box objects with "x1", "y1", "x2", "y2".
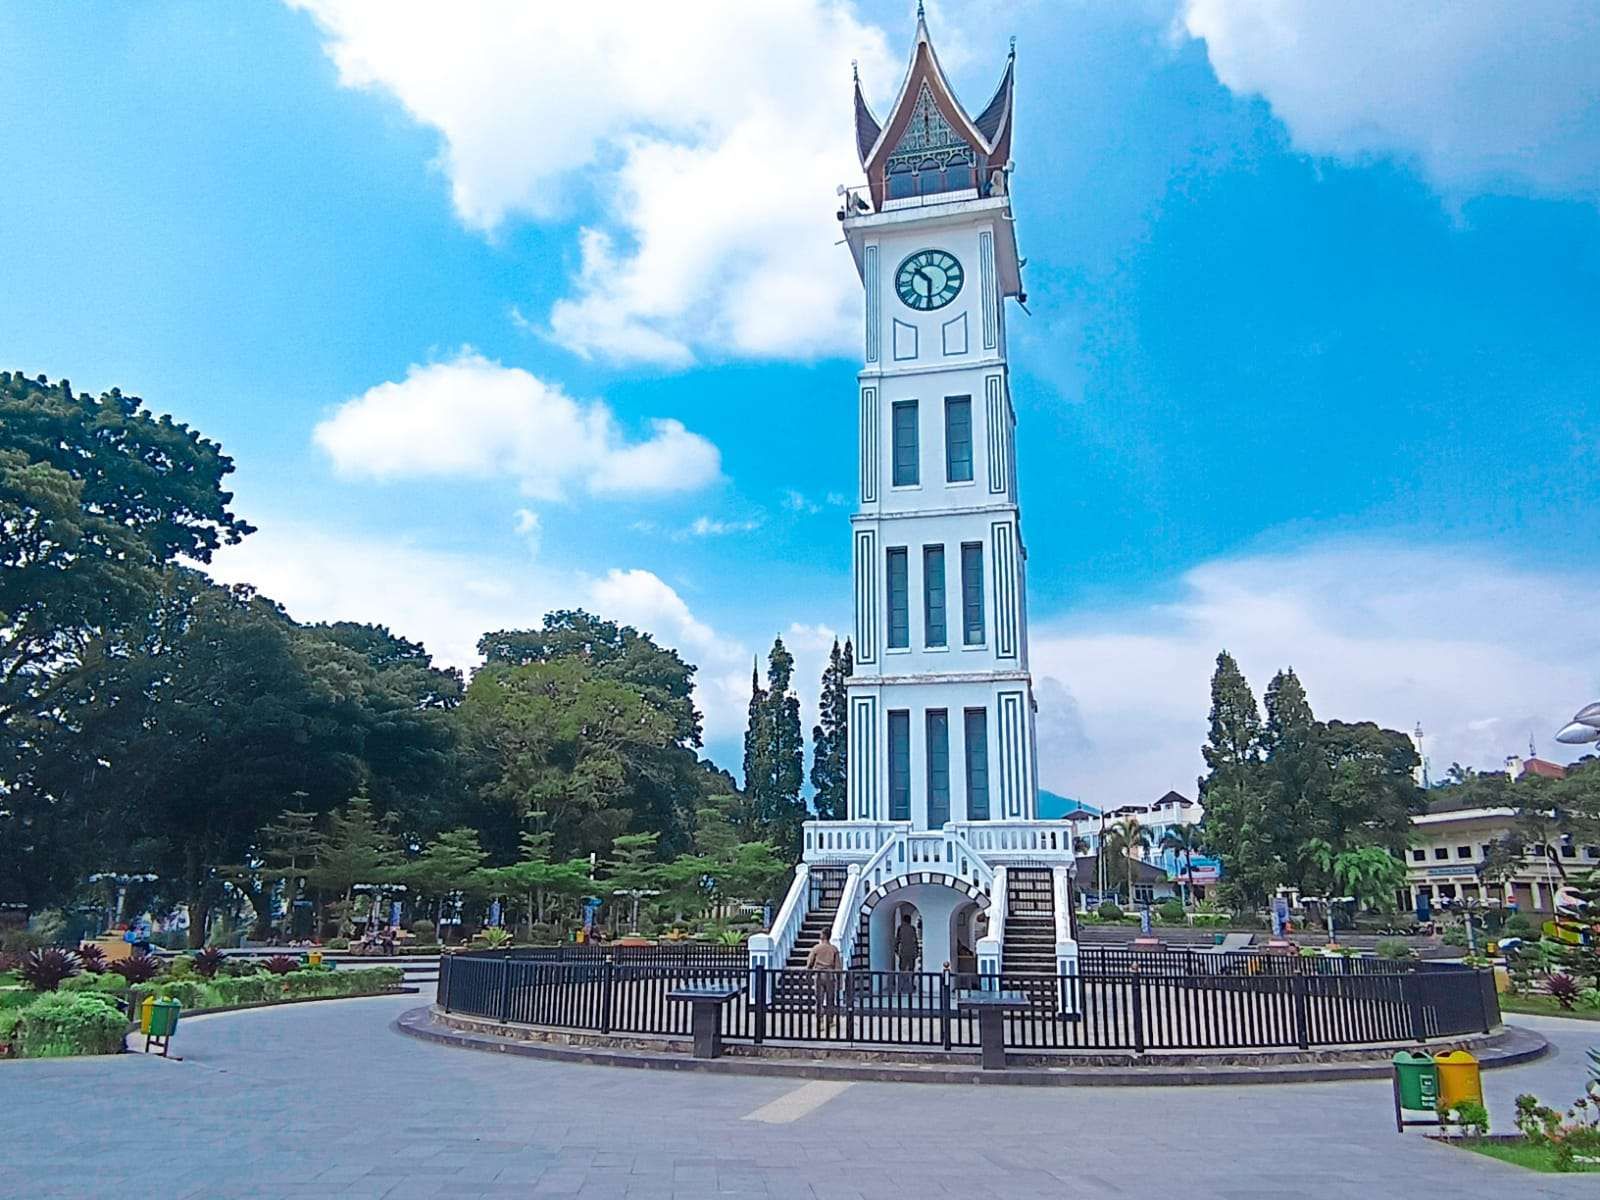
[{"x1": 4, "y1": 1, "x2": 1598, "y2": 802}]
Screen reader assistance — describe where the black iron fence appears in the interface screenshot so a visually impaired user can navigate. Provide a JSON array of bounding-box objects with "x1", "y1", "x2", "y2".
[{"x1": 438, "y1": 952, "x2": 1500, "y2": 1054}]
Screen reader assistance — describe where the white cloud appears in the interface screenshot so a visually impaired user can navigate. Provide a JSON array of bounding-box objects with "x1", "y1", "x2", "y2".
[
  {"x1": 291, "y1": 1, "x2": 901, "y2": 364},
  {"x1": 686, "y1": 515, "x2": 763, "y2": 538},
  {"x1": 1179, "y1": 1, "x2": 1600, "y2": 205},
  {"x1": 512, "y1": 507, "x2": 541, "y2": 554},
  {"x1": 311, "y1": 351, "x2": 721, "y2": 499},
  {"x1": 783, "y1": 489, "x2": 822, "y2": 515},
  {"x1": 1031, "y1": 540, "x2": 1600, "y2": 808}
]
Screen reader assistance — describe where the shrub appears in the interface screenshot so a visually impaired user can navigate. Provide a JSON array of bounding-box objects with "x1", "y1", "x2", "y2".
[
  {"x1": 409, "y1": 918, "x2": 436, "y2": 942},
  {"x1": 93, "y1": 972, "x2": 129, "y2": 995},
  {"x1": 1441, "y1": 925, "x2": 1467, "y2": 947},
  {"x1": 1578, "y1": 987, "x2": 1600, "y2": 1011},
  {"x1": 1375, "y1": 938, "x2": 1415, "y2": 961},
  {"x1": 16, "y1": 991, "x2": 127, "y2": 1058},
  {"x1": 1156, "y1": 899, "x2": 1186, "y2": 924},
  {"x1": 110, "y1": 955, "x2": 162, "y2": 985},
  {"x1": 1096, "y1": 901, "x2": 1124, "y2": 920},
  {"x1": 193, "y1": 947, "x2": 226, "y2": 979},
  {"x1": 76, "y1": 944, "x2": 108, "y2": 974},
  {"x1": 0, "y1": 928, "x2": 45, "y2": 955},
  {"x1": 474, "y1": 927, "x2": 513, "y2": 950},
  {"x1": 1444, "y1": 1099, "x2": 1489, "y2": 1138},
  {"x1": 209, "y1": 974, "x2": 279, "y2": 1006},
  {"x1": 1192, "y1": 913, "x2": 1229, "y2": 927},
  {"x1": 1547, "y1": 972, "x2": 1582, "y2": 1010},
  {"x1": 326, "y1": 938, "x2": 349, "y2": 951},
  {"x1": 20, "y1": 948, "x2": 81, "y2": 992},
  {"x1": 218, "y1": 956, "x2": 261, "y2": 978},
  {"x1": 150, "y1": 979, "x2": 206, "y2": 1009},
  {"x1": 261, "y1": 955, "x2": 300, "y2": 976}
]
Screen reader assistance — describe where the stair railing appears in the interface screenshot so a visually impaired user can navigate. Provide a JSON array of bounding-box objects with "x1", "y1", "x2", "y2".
[
  {"x1": 749, "y1": 863, "x2": 810, "y2": 989},
  {"x1": 1053, "y1": 864, "x2": 1080, "y2": 1016},
  {"x1": 976, "y1": 865, "x2": 1007, "y2": 987}
]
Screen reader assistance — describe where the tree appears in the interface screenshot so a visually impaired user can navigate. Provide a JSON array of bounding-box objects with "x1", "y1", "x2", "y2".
[
  {"x1": 1330, "y1": 846, "x2": 1408, "y2": 914},
  {"x1": 1260, "y1": 669, "x2": 1327, "y2": 890},
  {"x1": 1198, "y1": 651, "x2": 1278, "y2": 907},
  {"x1": 605, "y1": 831, "x2": 662, "y2": 932},
  {"x1": 742, "y1": 637, "x2": 806, "y2": 859},
  {"x1": 456, "y1": 658, "x2": 680, "y2": 862},
  {"x1": 1161, "y1": 824, "x2": 1207, "y2": 908},
  {"x1": 0, "y1": 372, "x2": 252, "y2": 909},
  {"x1": 1102, "y1": 817, "x2": 1152, "y2": 904},
  {"x1": 481, "y1": 824, "x2": 592, "y2": 936},
  {"x1": 809, "y1": 638, "x2": 852, "y2": 821},
  {"x1": 403, "y1": 828, "x2": 489, "y2": 929},
  {"x1": 308, "y1": 798, "x2": 403, "y2": 932},
  {"x1": 1551, "y1": 869, "x2": 1600, "y2": 988}
]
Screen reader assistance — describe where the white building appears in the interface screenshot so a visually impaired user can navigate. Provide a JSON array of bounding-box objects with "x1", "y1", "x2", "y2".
[{"x1": 752, "y1": 13, "x2": 1079, "y2": 989}]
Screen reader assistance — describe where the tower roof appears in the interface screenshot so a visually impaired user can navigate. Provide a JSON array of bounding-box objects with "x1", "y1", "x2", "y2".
[{"x1": 853, "y1": 11, "x2": 1016, "y2": 209}]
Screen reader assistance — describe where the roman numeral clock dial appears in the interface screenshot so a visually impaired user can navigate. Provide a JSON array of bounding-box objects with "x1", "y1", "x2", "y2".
[{"x1": 894, "y1": 248, "x2": 964, "y2": 311}]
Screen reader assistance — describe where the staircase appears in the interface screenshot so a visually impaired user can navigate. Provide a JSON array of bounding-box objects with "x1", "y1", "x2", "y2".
[
  {"x1": 782, "y1": 866, "x2": 847, "y2": 970},
  {"x1": 1001, "y1": 868, "x2": 1057, "y2": 978}
]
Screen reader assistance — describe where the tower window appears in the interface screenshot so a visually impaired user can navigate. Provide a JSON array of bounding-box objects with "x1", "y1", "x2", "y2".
[
  {"x1": 961, "y1": 542, "x2": 985, "y2": 645},
  {"x1": 888, "y1": 710, "x2": 911, "y2": 822},
  {"x1": 964, "y1": 709, "x2": 989, "y2": 820},
  {"x1": 923, "y1": 545, "x2": 946, "y2": 647},
  {"x1": 926, "y1": 710, "x2": 950, "y2": 827},
  {"x1": 886, "y1": 548, "x2": 909, "y2": 650},
  {"x1": 945, "y1": 396, "x2": 973, "y2": 482},
  {"x1": 892, "y1": 400, "x2": 919, "y2": 486}
]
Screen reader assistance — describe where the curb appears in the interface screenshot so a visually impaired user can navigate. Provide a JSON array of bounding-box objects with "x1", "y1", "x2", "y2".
[{"x1": 391, "y1": 1007, "x2": 1549, "y2": 1088}]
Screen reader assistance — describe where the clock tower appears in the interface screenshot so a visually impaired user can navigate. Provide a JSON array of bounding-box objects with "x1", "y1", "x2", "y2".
[
  {"x1": 754, "y1": 10, "x2": 1077, "y2": 991},
  {"x1": 839, "y1": 12, "x2": 1035, "y2": 833}
]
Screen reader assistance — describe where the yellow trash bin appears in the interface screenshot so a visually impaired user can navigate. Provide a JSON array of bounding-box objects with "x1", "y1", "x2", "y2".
[
  {"x1": 1434, "y1": 1050, "x2": 1482, "y2": 1109},
  {"x1": 307, "y1": 950, "x2": 323, "y2": 968},
  {"x1": 139, "y1": 994, "x2": 156, "y2": 1034}
]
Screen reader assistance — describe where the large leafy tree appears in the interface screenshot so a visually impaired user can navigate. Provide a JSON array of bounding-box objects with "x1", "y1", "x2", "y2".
[
  {"x1": 456, "y1": 658, "x2": 681, "y2": 862},
  {"x1": 809, "y1": 638, "x2": 852, "y2": 821},
  {"x1": 1259, "y1": 668, "x2": 1327, "y2": 888},
  {"x1": 0, "y1": 373, "x2": 252, "y2": 907}
]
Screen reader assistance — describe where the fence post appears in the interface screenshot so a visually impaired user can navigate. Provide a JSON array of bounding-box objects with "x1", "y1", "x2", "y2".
[
  {"x1": 1403, "y1": 973, "x2": 1427, "y2": 1042},
  {"x1": 940, "y1": 971, "x2": 952, "y2": 1051},
  {"x1": 439, "y1": 953, "x2": 452, "y2": 1013},
  {"x1": 753, "y1": 964, "x2": 766, "y2": 1045},
  {"x1": 1130, "y1": 965, "x2": 1145, "y2": 1054},
  {"x1": 498, "y1": 958, "x2": 513, "y2": 1023},
  {"x1": 1292, "y1": 971, "x2": 1310, "y2": 1049},
  {"x1": 1478, "y1": 968, "x2": 1494, "y2": 1034},
  {"x1": 600, "y1": 960, "x2": 615, "y2": 1034}
]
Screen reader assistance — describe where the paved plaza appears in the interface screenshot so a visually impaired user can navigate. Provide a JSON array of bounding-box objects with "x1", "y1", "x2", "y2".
[{"x1": 6, "y1": 994, "x2": 1596, "y2": 1199}]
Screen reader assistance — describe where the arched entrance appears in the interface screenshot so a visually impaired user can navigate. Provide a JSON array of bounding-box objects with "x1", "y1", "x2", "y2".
[{"x1": 859, "y1": 874, "x2": 989, "y2": 975}]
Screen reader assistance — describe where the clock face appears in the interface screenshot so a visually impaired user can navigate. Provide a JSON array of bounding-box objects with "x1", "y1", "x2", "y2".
[{"x1": 895, "y1": 249, "x2": 964, "y2": 312}]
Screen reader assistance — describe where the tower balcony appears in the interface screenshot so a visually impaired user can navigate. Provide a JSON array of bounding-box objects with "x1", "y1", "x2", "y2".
[{"x1": 803, "y1": 818, "x2": 1079, "y2": 870}]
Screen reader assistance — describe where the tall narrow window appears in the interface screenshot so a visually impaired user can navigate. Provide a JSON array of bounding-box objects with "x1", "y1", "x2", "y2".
[
  {"x1": 926, "y1": 710, "x2": 950, "y2": 827},
  {"x1": 923, "y1": 545, "x2": 946, "y2": 647},
  {"x1": 888, "y1": 710, "x2": 911, "y2": 821},
  {"x1": 964, "y1": 709, "x2": 989, "y2": 820},
  {"x1": 961, "y1": 542, "x2": 985, "y2": 645},
  {"x1": 945, "y1": 396, "x2": 973, "y2": 482},
  {"x1": 886, "y1": 548, "x2": 909, "y2": 650},
  {"x1": 892, "y1": 400, "x2": 919, "y2": 486}
]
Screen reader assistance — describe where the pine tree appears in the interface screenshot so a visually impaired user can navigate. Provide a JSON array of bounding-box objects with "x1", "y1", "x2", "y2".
[
  {"x1": 810, "y1": 638, "x2": 852, "y2": 821},
  {"x1": 739, "y1": 659, "x2": 770, "y2": 839},
  {"x1": 1199, "y1": 651, "x2": 1279, "y2": 907},
  {"x1": 741, "y1": 638, "x2": 807, "y2": 860},
  {"x1": 1260, "y1": 668, "x2": 1326, "y2": 890}
]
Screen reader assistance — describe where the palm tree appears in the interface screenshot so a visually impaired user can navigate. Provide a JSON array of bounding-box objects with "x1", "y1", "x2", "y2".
[
  {"x1": 1101, "y1": 817, "x2": 1152, "y2": 904},
  {"x1": 1161, "y1": 824, "x2": 1207, "y2": 909}
]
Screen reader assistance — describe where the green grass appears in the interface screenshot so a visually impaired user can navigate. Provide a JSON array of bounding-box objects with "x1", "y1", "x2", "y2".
[
  {"x1": 1455, "y1": 1139, "x2": 1600, "y2": 1173},
  {"x1": 1499, "y1": 994, "x2": 1600, "y2": 1020}
]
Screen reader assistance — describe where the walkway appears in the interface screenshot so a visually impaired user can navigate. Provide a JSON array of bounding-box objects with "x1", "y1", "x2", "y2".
[{"x1": 5, "y1": 994, "x2": 1596, "y2": 1198}]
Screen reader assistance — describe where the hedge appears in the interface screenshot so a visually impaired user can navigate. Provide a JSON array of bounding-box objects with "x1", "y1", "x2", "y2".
[{"x1": 7, "y1": 991, "x2": 127, "y2": 1058}]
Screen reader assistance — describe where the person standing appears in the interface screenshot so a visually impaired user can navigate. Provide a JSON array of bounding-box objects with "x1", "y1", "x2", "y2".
[
  {"x1": 894, "y1": 912, "x2": 920, "y2": 995},
  {"x1": 805, "y1": 929, "x2": 843, "y2": 1031}
]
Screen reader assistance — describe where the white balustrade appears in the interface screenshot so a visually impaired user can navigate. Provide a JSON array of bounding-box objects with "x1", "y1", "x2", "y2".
[
  {"x1": 750, "y1": 863, "x2": 810, "y2": 980},
  {"x1": 1053, "y1": 864, "x2": 1080, "y2": 1016},
  {"x1": 977, "y1": 864, "x2": 1007, "y2": 987},
  {"x1": 948, "y1": 820, "x2": 1079, "y2": 863}
]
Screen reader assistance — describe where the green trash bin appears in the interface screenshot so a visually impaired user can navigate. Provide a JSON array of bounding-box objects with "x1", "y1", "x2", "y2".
[
  {"x1": 1392, "y1": 1050, "x2": 1438, "y2": 1111},
  {"x1": 147, "y1": 997, "x2": 180, "y2": 1038}
]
